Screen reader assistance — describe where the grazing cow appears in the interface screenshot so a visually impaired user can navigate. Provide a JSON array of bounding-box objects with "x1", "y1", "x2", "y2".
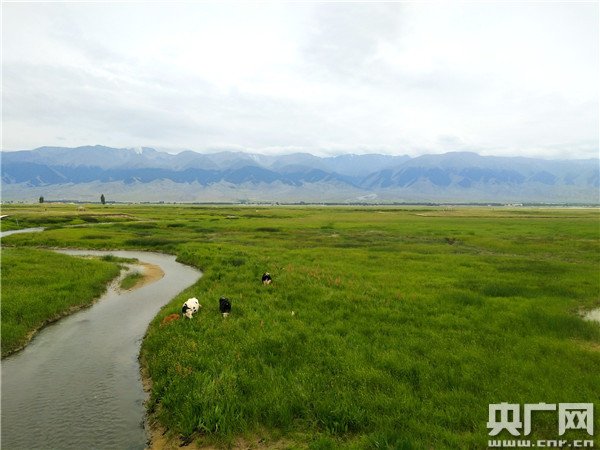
[
  {"x1": 262, "y1": 272, "x2": 272, "y2": 285},
  {"x1": 182, "y1": 297, "x2": 201, "y2": 319},
  {"x1": 219, "y1": 296, "x2": 231, "y2": 317},
  {"x1": 160, "y1": 314, "x2": 180, "y2": 327}
]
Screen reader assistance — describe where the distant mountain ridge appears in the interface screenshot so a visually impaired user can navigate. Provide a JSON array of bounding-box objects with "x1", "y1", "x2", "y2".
[
  {"x1": 2, "y1": 146, "x2": 410, "y2": 176},
  {"x1": 1, "y1": 146, "x2": 598, "y2": 203}
]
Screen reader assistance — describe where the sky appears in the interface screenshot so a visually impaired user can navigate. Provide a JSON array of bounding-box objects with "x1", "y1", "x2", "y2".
[{"x1": 1, "y1": 1, "x2": 598, "y2": 159}]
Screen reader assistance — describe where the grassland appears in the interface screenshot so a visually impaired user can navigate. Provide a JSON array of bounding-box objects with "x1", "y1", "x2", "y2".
[
  {"x1": 1, "y1": 247, "x2": 121, "y2": 357},
  {"x1": 1, "y1": 203, "x2": 598, "y2": 448}
]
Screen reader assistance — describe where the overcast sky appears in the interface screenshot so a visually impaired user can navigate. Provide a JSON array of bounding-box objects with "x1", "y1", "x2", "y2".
[{"x1": 2, "y1": 2, "x2": 598, "y2": 159}]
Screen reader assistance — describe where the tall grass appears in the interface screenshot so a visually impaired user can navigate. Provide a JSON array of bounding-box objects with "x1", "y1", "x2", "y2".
[
  {"x1": 1, "y1": 247, "x2": 121, "y2": 357},
  {"x1": 143, "y1": 243, "x2": 600, "y2": 447},
  {"x1": 120, "y1": 271, "x2": 144, "y2": 290},
  {"x1": 1, "y1": 204, "x2": 599, "y2": 447}
]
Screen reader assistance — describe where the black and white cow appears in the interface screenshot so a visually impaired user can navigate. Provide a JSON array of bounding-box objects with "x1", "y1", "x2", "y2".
[
  {"x1": 262, "y1": 272, "x2": 272, "y2": 285},
  {"x1": 219, "y1": 296, "x2": 231, "y2": 317},
  {"x1": 182, "y1": 297, "x2": 200, "y2": 319}
]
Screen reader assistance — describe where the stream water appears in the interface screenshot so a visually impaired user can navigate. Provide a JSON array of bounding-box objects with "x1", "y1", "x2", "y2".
[
  {"x1": 0, "y1": 227, "x2": 46, "y2": 238},
  {"x1": 1, "y1": 249, "x2": 201, "y2": 449}
]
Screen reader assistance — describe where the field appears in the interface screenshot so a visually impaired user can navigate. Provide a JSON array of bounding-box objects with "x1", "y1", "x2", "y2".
[{"x1": 1, "y1": 204, "x2": 599, "y2": 448}]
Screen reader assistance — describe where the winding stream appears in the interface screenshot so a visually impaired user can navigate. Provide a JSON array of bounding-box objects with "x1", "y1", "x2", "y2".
[
  {"x1": 1, "y1": 249, "x2": 201, "y2": 449},
  {"x1": 0, "y1": 227, "x2": 46, "y2": 238}
]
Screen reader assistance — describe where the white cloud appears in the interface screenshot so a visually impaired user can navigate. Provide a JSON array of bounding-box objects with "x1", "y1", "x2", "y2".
[{"x1": 1, "y1": 2, "x2": 597, "y2": 159}]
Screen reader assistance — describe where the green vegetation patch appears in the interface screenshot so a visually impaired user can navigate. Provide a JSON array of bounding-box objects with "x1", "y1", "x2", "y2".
[
  {"x1": 1, "y1": 247, "x2": 121, "y2": 357},
  {"x1": 120, "y1": 271, "x2": 144, "y2": 290},
  {"x1": 100, "y1": 255, "x2": 138, "y2": 264},
  {"x1": 1, "y1": 204, "x2": 599, "y2": 447},
  {"x1": 0, "y1": 204, "x2": 136, "y2": 232}
]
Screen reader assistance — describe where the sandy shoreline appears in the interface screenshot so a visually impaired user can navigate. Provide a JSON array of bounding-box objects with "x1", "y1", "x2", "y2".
[{"x1": 123, "y1": 261, "x2": 165, "y2": 291}]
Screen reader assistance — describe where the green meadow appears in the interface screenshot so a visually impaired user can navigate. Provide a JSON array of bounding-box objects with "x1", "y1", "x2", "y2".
[{"x1": 1, "y1": 204, "x2": 599, "y2": 448}]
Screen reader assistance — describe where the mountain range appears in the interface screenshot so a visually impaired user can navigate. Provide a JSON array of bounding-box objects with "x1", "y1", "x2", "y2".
[{"x1": 1, "y1": 145, "x2": 598, "y2": 204}]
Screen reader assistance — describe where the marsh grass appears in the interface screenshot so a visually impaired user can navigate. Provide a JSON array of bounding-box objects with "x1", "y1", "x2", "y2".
[
  {"x1": 0, "y1": 204, "x2": 136, "y2": 232},
  {"x1": 100, "y1": 255, "x2": 138, "y2": 264},
  {"x1": 1, "y1": 247, "x2": 121, "y2": 357},
  {"x1": 1, "y1": 204, "x2": 599, "y2": 447},
  {"x1": 120, "y1": 271, "x2": 144, "y2": 290}
]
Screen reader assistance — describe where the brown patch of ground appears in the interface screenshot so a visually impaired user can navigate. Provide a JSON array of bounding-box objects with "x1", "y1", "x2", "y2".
[
  {"x1": 126, "y1": 262, "x2": 164, "y2": 291},
  {"x1": 144, "y1": 422, "x2": 298, "y2": 450}
]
